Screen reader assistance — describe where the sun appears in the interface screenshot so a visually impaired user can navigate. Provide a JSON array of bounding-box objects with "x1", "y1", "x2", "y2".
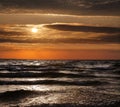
[{"x1": 31, "y1": 28, "x2": 38, "y2": 33}]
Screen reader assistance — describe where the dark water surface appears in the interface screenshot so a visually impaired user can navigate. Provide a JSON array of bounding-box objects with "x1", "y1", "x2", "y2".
[{"x1": 0, "y1": 60, "x2": 120, "y2": 107}]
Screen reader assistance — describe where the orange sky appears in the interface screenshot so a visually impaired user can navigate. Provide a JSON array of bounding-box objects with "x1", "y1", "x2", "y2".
[
  {"x1": 0, "y1": 16, "x2": 120, "y2": 60},
  {"x1": 0, "y1": 50, "x2": 120, "y2": 60},
  {"x1": 0, "y1": 0, "x2": 120, "y2": 60}
]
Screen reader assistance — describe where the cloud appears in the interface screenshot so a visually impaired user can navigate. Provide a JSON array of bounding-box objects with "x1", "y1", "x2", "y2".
[
  {"x1": 45, "y1": 24, "x2": 120, "y2": 33},
  {"x1": 0, "y1": 0, "x2": 120, "y2": 15},
  {"x1": 0, "y1": 33, "x2": 119, "y2": 44},
  {"x1": 0, "y1": 24, "x2": 120, "y2": 44},
  {"x1": 48, "y1": 34, "x2": 120, "y2": 44},
  {"x1": 0, "y1": 30, "x2": 25, "y2": 35}
]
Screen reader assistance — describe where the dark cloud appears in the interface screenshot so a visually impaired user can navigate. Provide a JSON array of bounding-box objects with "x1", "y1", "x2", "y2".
[
  {"x1": 0, "y1": 30, "x2": 25, "y2": 35},
  {"x1": 0, "y1": 33, "x2": 119, "y2": 44},
  {"x1": 45, "y1": 24, "x2": 120, "y2": 33},
  {"x1": 0, "y1": 38, "x2": 50, "y2": 43},
  {"x1": 51, "y1": 34, "x2": 120, "y2": 44},
  {"x1": 0, "y1": 0, "x2": 120, "y2": 15},
  {"x1": 86, "y1": 0, "x2": 120, "y2": 16},
  {"x1": 96, "y1": 34, "x2": 120, "y2": 44}
]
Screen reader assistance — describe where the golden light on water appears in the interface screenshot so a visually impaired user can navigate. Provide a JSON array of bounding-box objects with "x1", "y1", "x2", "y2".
[{"x1": 31, "y1": 28, "x2": 38, "y2": 33}]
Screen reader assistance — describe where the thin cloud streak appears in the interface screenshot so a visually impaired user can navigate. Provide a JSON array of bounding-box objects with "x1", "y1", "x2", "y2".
[{"x1": 45, "y1": 24, "x2": 120, "y2": 33}]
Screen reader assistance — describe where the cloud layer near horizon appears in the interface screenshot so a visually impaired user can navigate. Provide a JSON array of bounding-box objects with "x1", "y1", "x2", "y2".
[
  {"x1": 0, "y1": 0, "x2": 120, "y2": 15},
  {"x1": 0, "y1": 24, "x2": 120, "y2": 44}
]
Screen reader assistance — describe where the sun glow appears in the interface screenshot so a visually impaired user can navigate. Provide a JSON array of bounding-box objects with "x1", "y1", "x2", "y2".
[{"x1": 31, "y1": 28, "x2": 38, "y2": 33}]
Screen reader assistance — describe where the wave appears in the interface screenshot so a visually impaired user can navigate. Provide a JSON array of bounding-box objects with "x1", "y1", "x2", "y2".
[
  {"x1": 0, "y1": 72, "x2": 96, "y2": 78},
  {"x1": 0, "y1": 90, "x2": 41, "y2": 102},
  {"x1": 0, "y1": 90, "x2": 120, "y2": 107},
  {"x1": 30, "y1": 103, "x2": 120, "y2": 107},
  {"x1": 0, "y1": 72, "x2": 119, "y2": 80},
  {"x1": 0, "y1": 60, "x2": 119, "y2": 72},
  {"x1": 0, "y1": 89, "x2": 65, "y2": 102},
  {"x1": 0, "y1": 79, "x2": 107, "y2": 86}
]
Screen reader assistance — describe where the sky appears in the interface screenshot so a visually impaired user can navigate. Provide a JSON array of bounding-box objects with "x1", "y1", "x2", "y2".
[{"x1": 0, "y1": 0, "x2": 120, "y2": 59}]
